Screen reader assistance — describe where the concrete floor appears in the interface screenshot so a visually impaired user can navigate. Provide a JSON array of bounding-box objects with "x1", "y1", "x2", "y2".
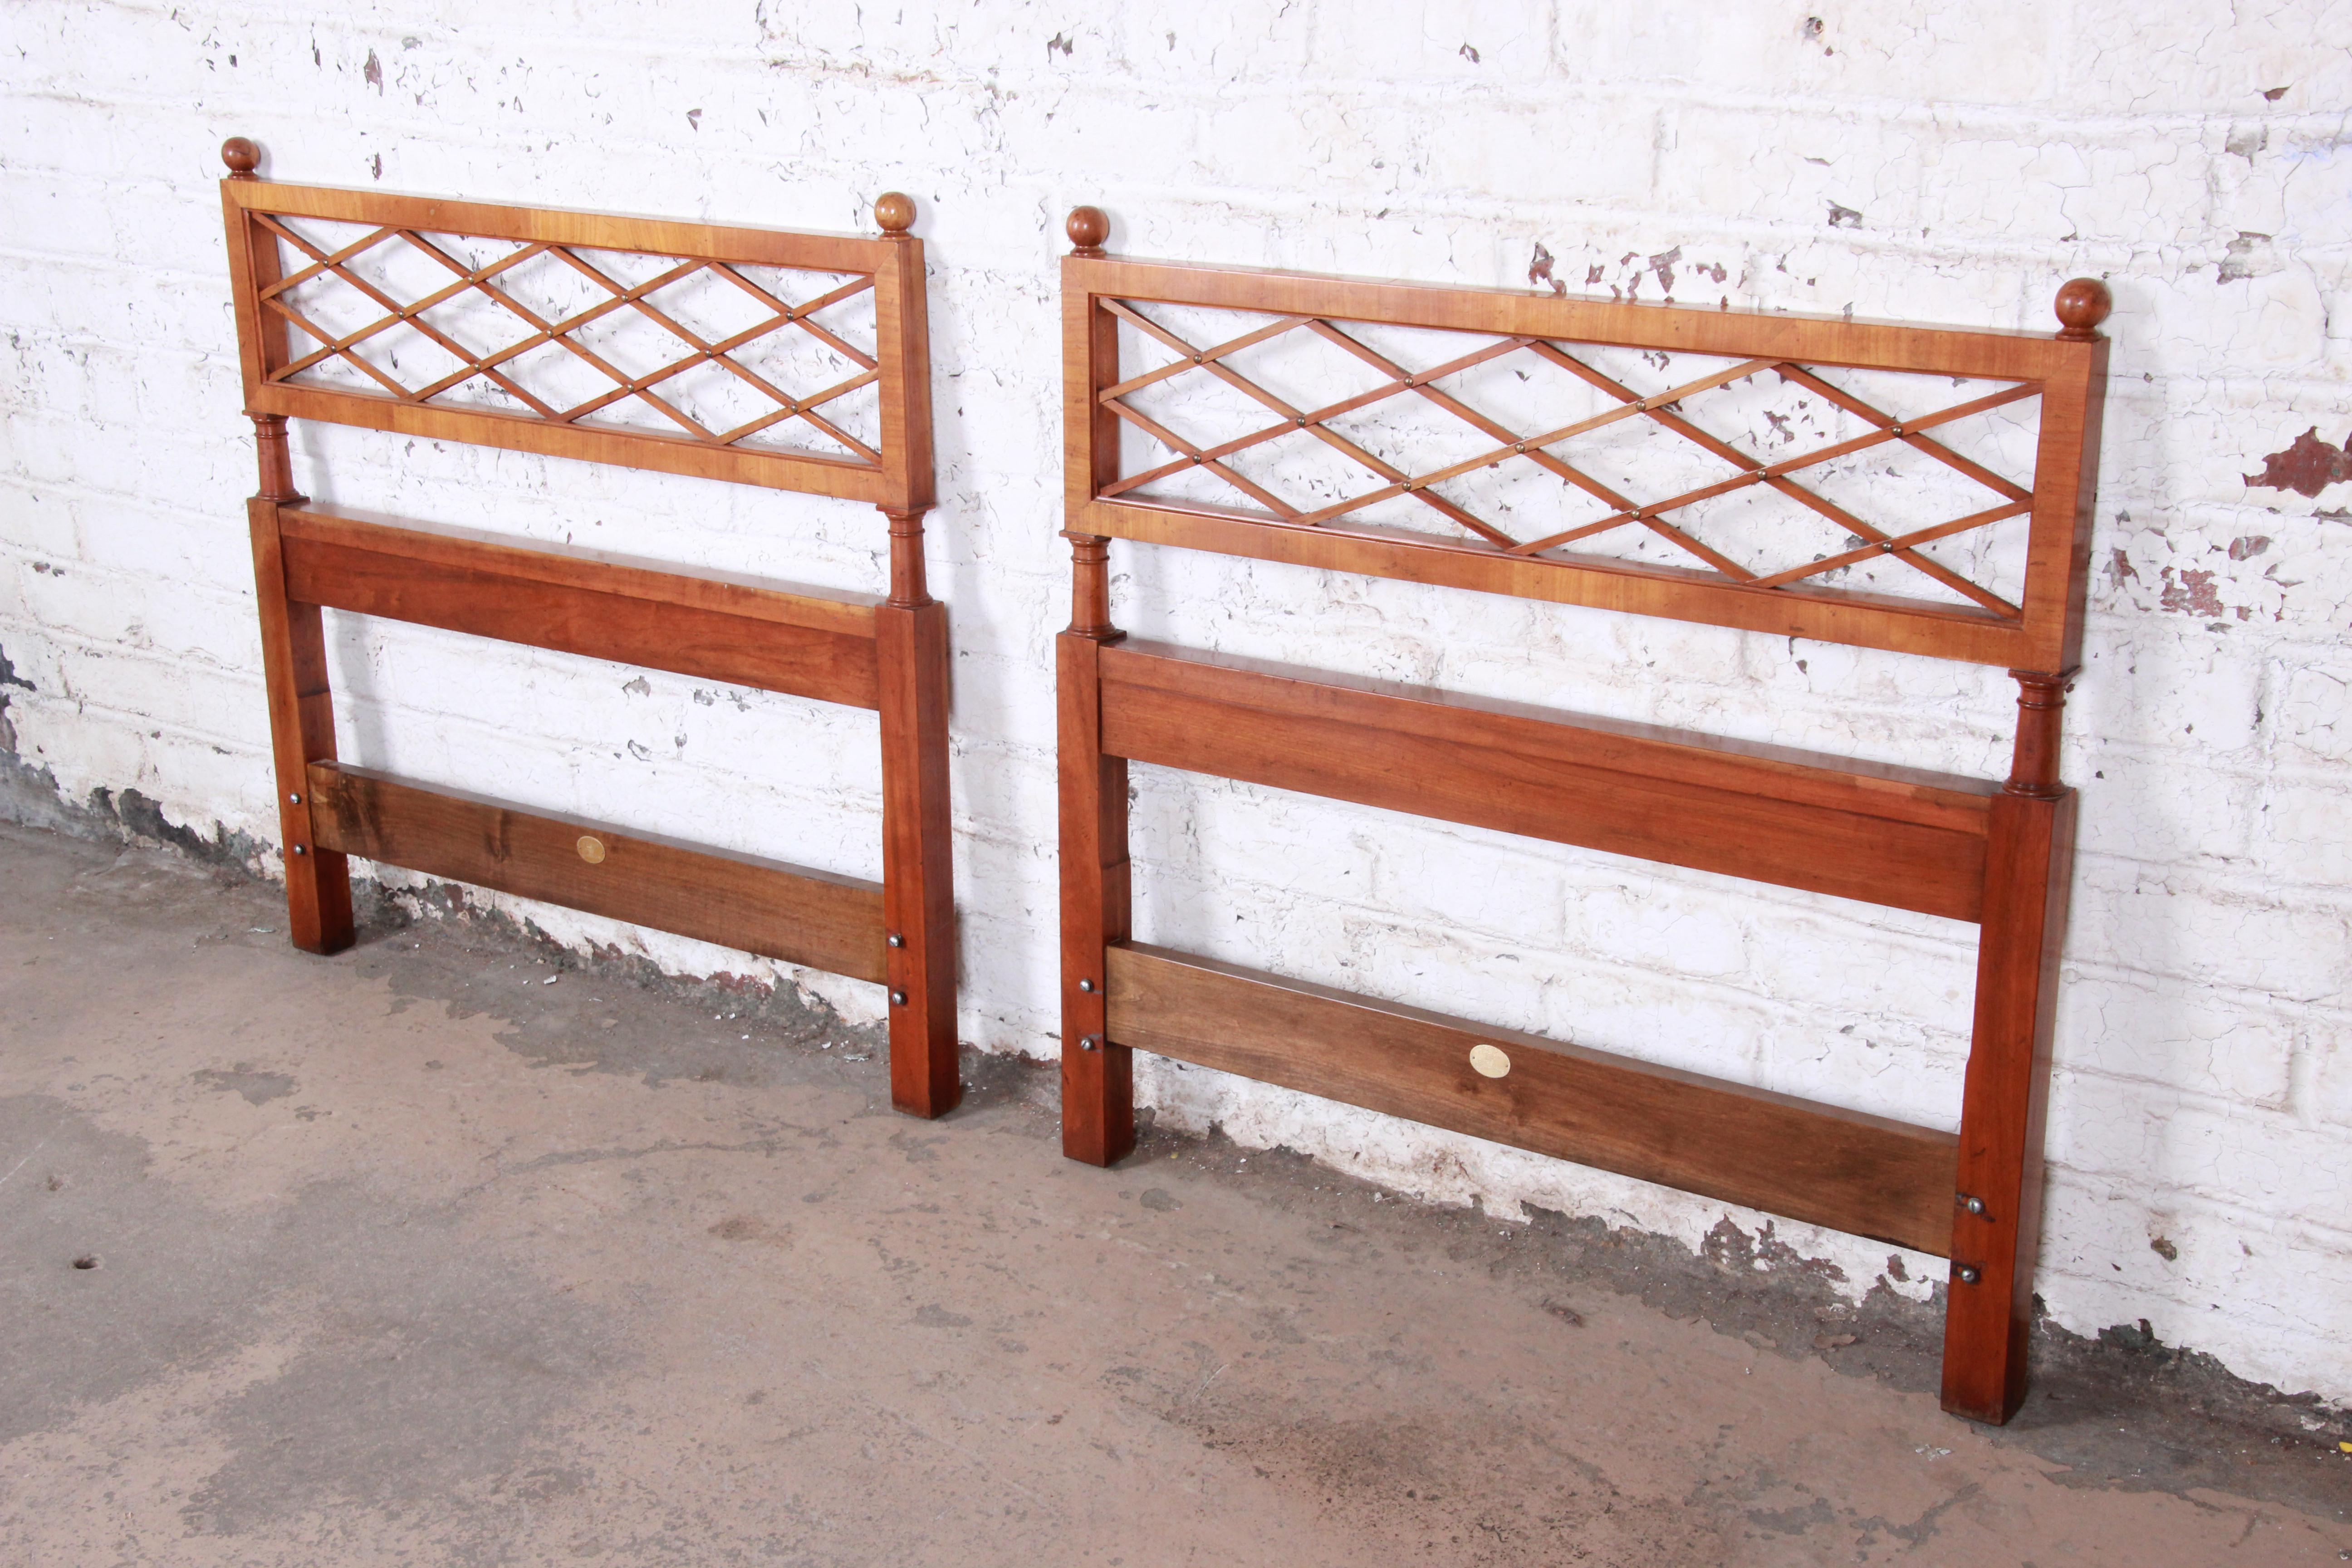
[{"x1": 2, "y1": 822, "x2": 2347, "y2": 1566}]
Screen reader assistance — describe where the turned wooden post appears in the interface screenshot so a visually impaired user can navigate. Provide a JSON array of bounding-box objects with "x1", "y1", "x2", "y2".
[
  {"x1": 228, "y1": 137, "x2": 355, "y2": 955},
  {"x1": 1945, "y1": 664, "x2": 2079, "y2": 1423},
  {"x1": 1059, "y1": 532, "x2": 1133, "y2": 1165},
  {"x1": 1058, "y1": 204, "x2": 1136, "y2": 1162},
  {"x1": 867, "y1": 192, "x2": 960, "y2": 1117},
  {"x1": 245, "y1": 409, "x2": 354, "y2": 954},
  {"x1": 1943, "y1": 279, "x2": 2107, "y2": 1424}
]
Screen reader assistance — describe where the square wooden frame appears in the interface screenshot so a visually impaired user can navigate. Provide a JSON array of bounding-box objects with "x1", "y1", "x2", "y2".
[
  {"x1": 1054, "y1": 212, "x2": 2110, "y2": 1424},
  {"x1": 220, "y1": 146, "x2": 958, "y2": 1117}
]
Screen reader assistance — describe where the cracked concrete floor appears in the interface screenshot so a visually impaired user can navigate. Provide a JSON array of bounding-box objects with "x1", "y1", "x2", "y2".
[{"x1": 2, "y1": 822, "x2": 2347, "y2": 1566}]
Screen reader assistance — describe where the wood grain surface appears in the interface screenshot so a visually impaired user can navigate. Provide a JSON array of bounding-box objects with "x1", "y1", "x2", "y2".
[
  {"x1": 1106, "y1": 942, "x2": 1960, "y2": 1255},
  {"x1": 308, "y1": 762, "x2": 888, "y2": 984}
]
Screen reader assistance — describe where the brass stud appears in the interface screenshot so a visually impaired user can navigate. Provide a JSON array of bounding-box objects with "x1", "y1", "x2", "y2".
[
  {"x1": 1469, "y1": 1043, "x2": 1511, "y2": 1078},
  {"x1": 576, "y1": 835, "x2": 606, "y2": 864}
]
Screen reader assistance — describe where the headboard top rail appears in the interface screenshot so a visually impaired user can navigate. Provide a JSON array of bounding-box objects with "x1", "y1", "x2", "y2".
[
  {"x1": 1063, "y1": 207, "x2": 2109, "y2": 672},
  {"x1": 220, "y1": 137, "x2": 934, "y2": 511}
]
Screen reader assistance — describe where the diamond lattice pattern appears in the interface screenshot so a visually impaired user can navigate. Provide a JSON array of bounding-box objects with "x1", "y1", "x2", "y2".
[
  {"x1": 257, "y1": 214, "x2": 884, "y2": 465},
  {"x1": 1100, "y1": 302, "x2": 2046, "y2": 616}
]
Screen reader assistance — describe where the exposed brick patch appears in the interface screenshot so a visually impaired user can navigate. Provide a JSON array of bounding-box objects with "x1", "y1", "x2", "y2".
[{"x1": 2245, "y1": 427, "x2": 2352, "y2": 499}]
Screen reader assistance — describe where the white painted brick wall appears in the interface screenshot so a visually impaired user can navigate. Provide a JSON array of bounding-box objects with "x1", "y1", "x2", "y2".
[{"x1": 3, "y1": 1, "x2": 2347, "y2": 1400}]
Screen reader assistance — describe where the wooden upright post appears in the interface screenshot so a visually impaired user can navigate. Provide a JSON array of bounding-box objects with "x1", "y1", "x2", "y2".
[
  {"x1": 1058, "y1": 203, "x2": 1135, "y2": 1163},
  {"x1": 1943, "y1": 668, "x2": 2076, "y2": 1423},
  {"x1": 868, "y1": 190, "x2": 958, "y2": 1118},
  {"x1": 874, "y1": 508, "x2": 959, "y2": 1118},
  {"x1": 228, "y1": 141, "x2": 354, "y2": 953},
  {"x1": 246, "y1": 412, "x2": 355, "y2": 955},
  {"x1": 1059, "y1": 532, "x2": 1132, "y2": 1164}
]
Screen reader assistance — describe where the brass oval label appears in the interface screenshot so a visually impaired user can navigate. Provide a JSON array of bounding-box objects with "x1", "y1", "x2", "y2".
[
  {"x1": 1469, "y1": 1043, "x2": 1511, "y2": 1079},
  {"x1": 576, "y1": 835, "x2": 607, "y2": 865}
]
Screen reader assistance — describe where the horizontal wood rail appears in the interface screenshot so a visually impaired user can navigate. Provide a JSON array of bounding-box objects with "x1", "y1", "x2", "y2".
[
  {"x1": 1081, "y1": 502, "x2": 2038, "y2": 670},
  {"x1": 1098, "y1": 641, "x2": 1994, "y2": 922},
  {"x1": 279, "y1": 505, "x2": 883, "y2": 710},
  {"x1": 1107, "y1": 942, "x2": 1959, "y2": 1256},
  {"x1": 309, "y1": 763, "x2": 889, "y2": 984}
]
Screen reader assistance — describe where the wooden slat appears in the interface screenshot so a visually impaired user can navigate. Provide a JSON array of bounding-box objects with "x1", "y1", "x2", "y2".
[
  {"x1": 248, "y1": 382, "x2": 895, "y2": 505},
  {"x1": 1107, "y1": 943, "x2": 1959, "y2": 1256},
  {"x1": 1076, "y1": 496, "x2": 2036, "y2": 669},
  {"x1": 225, "y1": 178, "x2": 894, "y2": 277},
  {"x1": 277, "y1": 506, "x2": 881, "y2": 710},
  {"x1": 308, "y1": 763, "x2": 888, "y2": 984},
  {"x1": 1068, "y1": 255, "x2": 2083, "y2": 382},
  {"x1": 1098, "y1": 642, "x2": 1993, "y2": 921}
]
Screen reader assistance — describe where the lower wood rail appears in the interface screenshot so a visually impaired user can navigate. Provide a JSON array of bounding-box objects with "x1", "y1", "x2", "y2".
[
  {"x1": 308, "y1": 762, "x2": 890, "y2": 985},
  {"x1": 1106, "y1": 942, "x2": 1960, "y2": 1257}
]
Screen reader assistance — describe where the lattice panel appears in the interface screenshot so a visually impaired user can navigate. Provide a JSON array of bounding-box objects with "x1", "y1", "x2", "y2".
[
  {"x1": 1098, "y1": 302, "x2": 2046, "y2": 617},
  {"x1": 256, "y1": 214, "x2": 884, "y2": 466}
]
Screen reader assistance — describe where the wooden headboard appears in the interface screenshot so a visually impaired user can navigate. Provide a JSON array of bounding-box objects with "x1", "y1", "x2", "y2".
[
  {"x1": 1054, "y1": 203, "x2": 2111, "y2": 1426},
  {"x1": 220, "y1": 137, "x2": 957, "y2": 1117}
]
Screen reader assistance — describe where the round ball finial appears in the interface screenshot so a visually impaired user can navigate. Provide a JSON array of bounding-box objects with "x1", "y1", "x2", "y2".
[
  {"x1": 873, "y1": 191, "x2": 916, "y2": 235},
  {"x1": 1066, "y1": 205, "x2": 1109, "y2": 255},
  {"x1": 2053, "y1": 277, "x2": 2112, "y2": 340},
  {"x1": 220, "y1": 136, "x2": 261, "y2": 179}
]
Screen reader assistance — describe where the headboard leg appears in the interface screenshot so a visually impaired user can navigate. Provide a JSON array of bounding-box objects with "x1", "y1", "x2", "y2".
[
  {"x1": 1943, "y1": 670, "x2": 2077, "y2": 1422},
  {"x1": 1059, "y1": 533, "x2": 1133, "y2": 1164},
  {"x1": 245, "y1": 414, "x2": 354, "y2": 955},
  {"x1": 877, "y1": 508, "x2": 960, "y2": 1117}
]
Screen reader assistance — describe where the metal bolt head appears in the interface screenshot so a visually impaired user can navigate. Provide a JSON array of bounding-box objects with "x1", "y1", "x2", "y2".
[
  {"x1": 888, "y1": 933, "x2": 905, "y2": 948},
  {"x1": 1079, "y1": 1034, "x2": 1103, "y2": 1052},
  {"x1": 890, "y1": 990, "x2": 907, "y2": 1005},
  {"x1": 1955, "y1": 1264, "x2": 1981, "y2": 1285},
  {"x1": 291, "y1": 844, "x2": 307, "y2": 856},
  {"x1": 287, "y1": 792, "x2": 302, "y2": 804},
  {"x1": 1078, "y1": 978, "x2": 1095, "y2": 993},
  {"x1": 1962, "y1": 1195, "x2": 1987, "y2": 1216}
]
